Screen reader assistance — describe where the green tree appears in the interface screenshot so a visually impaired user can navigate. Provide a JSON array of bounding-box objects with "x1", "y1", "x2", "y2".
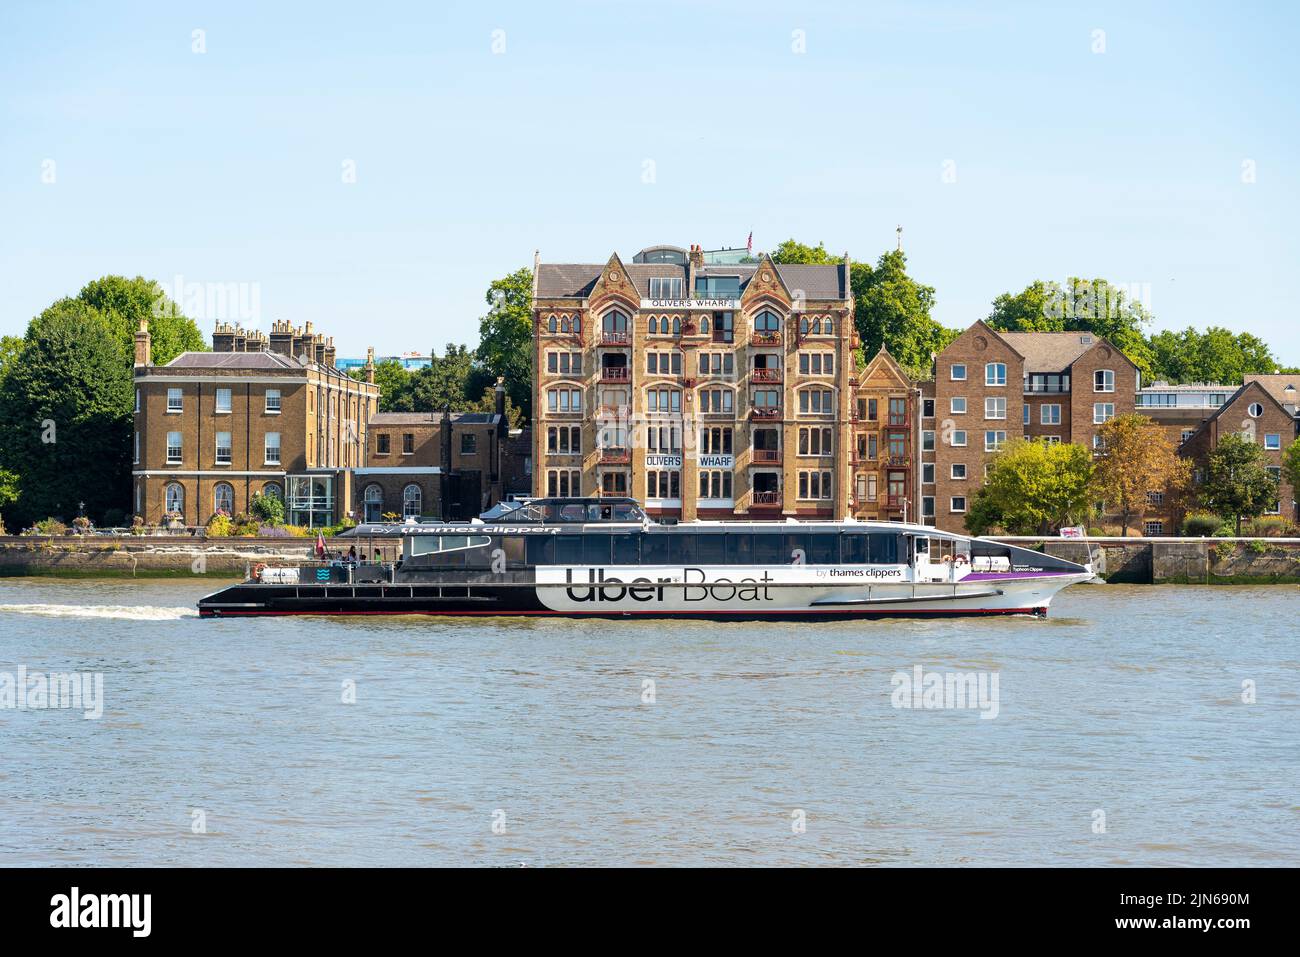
[
  {"x1": 1199, "y1": 432, "x2": 1278, "y2": 534},
  {"x1": 987, "y1": 277, "x2": 1155, "y2": 379},
  {"x1": 1280, "y1": 439, "x2": 1300, "y2": 513},
  {"x1": 964, "y1": 439, "x2": 1095, "y2": 535},
  {"x1": 407, "y1": 344, "x2": 490, "y2": 412},
  {"x1": 770, "y1": 239, "x2": 838, "y2": 265},
  {"x1": 477, "y1": 267, "x2": 534, "y2": 419},
  {"x1": 0, "y1": 305, "x2": 132, "y2": 527},
  {"x1": 852, "y1": 250, "x2": 959, "y2": 378},
  {"x1": 27, "y1": 276, "x2": 206, "y2": 368},
  {"x1": 1148, "y1": 326, "x2": 1282, "y2": 384},
  {"x1": 350, "y1": 359, "x2": 414, "y2": 412}
]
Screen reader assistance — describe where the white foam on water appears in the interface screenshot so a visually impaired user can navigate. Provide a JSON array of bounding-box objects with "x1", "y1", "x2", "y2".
[{"x1": 0, "y1": 603, "x2": 197, "y2": 621}]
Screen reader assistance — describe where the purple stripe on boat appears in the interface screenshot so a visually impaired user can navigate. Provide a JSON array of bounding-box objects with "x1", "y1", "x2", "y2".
[{"x1": 961, "y1": 570, "x2": 1081, "y2": 581}]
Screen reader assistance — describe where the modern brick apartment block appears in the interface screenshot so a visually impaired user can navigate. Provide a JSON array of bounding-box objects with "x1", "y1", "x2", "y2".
[
  {"x1": 133, "y1": 319, "x2": 380, "y2": 526},
  {"x1": 531, "y1": 244, "x2": 867, "y2": 521},
  {"x1": 930, "y1": 323, "x2": 1138, "y2": 533},
  {"x1": 850, "y1": 348, "x2": 920, "y2": 522},
  {"x1": 1179, "y1": 379, "x2": 1299, "y2": 531}
]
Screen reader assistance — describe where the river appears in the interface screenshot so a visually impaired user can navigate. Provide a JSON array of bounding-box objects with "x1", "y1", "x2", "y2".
[{"x1": 0, "y1": 578, "x2": 1296, "y2": 866}]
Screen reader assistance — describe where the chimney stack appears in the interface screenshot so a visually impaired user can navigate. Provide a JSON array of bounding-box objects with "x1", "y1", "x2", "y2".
[
  {"x1": 688, "y1": 243, "x2": 704, "y2": 269},
  {"x1": 494, "y1": 377, "x2": 506, "y2": 418},
  {"x1": 134, "y1": 316, "x2": 152, "y2": 367},
  {"x1": 364, "y1": 346, "x2": 376, "y2": 384}
]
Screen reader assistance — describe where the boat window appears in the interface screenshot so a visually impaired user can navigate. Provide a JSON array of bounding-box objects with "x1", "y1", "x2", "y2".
[
  {"x1": 642, "y1": 534, "x2": 669, "y2": 565},
  {"x1": 611, "y1": 503, "x2": 641, "y2": 522},
  {"x1": 695, "y1": 534, "x2": 725, "y2": 565},
  {"x1": 809, "y1": 534, "x2": 839, "y2": 565},
  {"x1": 526, "y1": 535, "x2": 555, "y2": 565},
  {"x1": 410, "y1": 535, "x2": 491, "y2": 556},
  {"x1": 558, "y1": 504, "x2": 587, "y2": 522},
  {"x1": 869, "y1": 533, "x2": 902, "y2": 564},
  {"x1": 751, "y1": 533, "x2": 784, "y2": 564},
  {"x1": 555, "y1": 535, "x2": 583, "y2": 564},
  {"x1": 582, "y1": 534, "x2": 612, "y2": 565},
  {"x1": 669, "y1": 533, "x2": 696, "y2": 565},
  {"x1": 725, "y1": 533, "x2": 754, "y2": 564},
  {"x1": 784, "y1": 533, "x2": 811, "y2": 564},
  {"x1": 841, "y1": 533, "x2": 868, "y2": 564},
  {"x1": 971, "y1": 541, "x2": 1011, "y2": 561},
  {"x1": 612, "y1": 532, "x2": 640, "y2": 565}
]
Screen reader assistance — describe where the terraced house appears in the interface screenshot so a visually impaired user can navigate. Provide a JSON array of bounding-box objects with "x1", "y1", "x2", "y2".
[{"x1": 532, "y1": 243, "x2": 913, "y2": 522}]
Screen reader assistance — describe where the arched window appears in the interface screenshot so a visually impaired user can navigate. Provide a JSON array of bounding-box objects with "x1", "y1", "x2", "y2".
[
  {"x1": 403, "y1": 484, "x2": 422, "y2": 519},
  {"x1": 648, "y1": 316, "x2": 659, "y2": 334},
  {"x1": 700, "y1": 315, "x2": 710, "y2": 334},
  {"x1": 560, "y1": 316, "x2": 570, "y2": 333},
  {"x1": 672, "y1": 316, "x2": 681, "y2": 336},
  {"x1": 213, "y1": 482, "x2": 234, "y2": 516},
  {"x1": 754, "y1": 310, "x2": 781, "y2": 333},
  {"x1": 824, "y1": 316, "x2": 835, "y2": 335},
  {"x1": 165, "y1": 483, "x2": 184, "y2": 516},
  {"x1": 603, "y1": 310, "x2": 628, "y2": 333},
  {"x1": 547, "y1": 315, "x2": 557, "y2": 333},
  {"x1": 799, "y1": 316, "x2": 810, "y2": 334},
  {"x1": 262, "y1": 482, "x2": 282, "y2": 500},
  {"x1": 573, "y1": 314, "x2": 582, "y2": 334},
  {"x1": 364, "y1": 484, "x2": 384, "y2": 522}
]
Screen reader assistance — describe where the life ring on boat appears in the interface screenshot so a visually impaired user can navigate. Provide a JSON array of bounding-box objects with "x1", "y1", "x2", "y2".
[
  {"x1": 953, "y1": 554, "x2": 970, "y2": 567},
  {"x1": 252, "y1": 563, "x2": 266, "y2": 580}
]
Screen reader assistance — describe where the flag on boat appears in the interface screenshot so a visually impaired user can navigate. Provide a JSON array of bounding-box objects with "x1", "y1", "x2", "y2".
[{"x1": 315, "y1": 530, "x2": 326, "y2": 558}]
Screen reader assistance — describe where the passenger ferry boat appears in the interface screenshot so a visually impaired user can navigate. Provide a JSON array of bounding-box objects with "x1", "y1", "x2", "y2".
[{"x1": 197, "y1": 497, "x2": 1093, "y2": 619}]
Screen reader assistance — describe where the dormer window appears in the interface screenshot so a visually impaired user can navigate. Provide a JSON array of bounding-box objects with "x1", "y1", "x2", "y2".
[{"x1": 648, "y1": 277, "x2": 683, "y2": 299}]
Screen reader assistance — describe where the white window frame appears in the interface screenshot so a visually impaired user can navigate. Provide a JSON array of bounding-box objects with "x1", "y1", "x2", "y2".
[
  {"x1": 215, "y1": 431, "x2": 232, "y2": 465},
  {"x1": 950, "y1": 430, "x2": 967, "y2": 447},
  {"x1": 1041, "y1": 403, "x2": 1061, "y2": 425},
  {"x1": 985, "y1": 362, "x2": 1006, "y2": 386},
  {"x1": 215, "y1": 388, "x2": 232, "y2": 414},
  {"x1": 950, "y1": 496, "x2": 967, "y2": 513},
  {"x1": 984, "y1": 430, "x2": 1007, "y2": 452},
  {"x1": 166, "y1": 431, "x2": 182, "y2": 464},
  {"x1": 1093, "y1": 402, "x2": 1115, "y2": 424},
  {"x1": 1264, "y1": 433, "x2": 1281, "y2": 450},
  {"x1": 950, "y1": 397, "x2": 966, "y2": 414},
  {"x1": 167, "y1": 388, "x2": 183, "y2": 413},
  {"x1": 265, "y1": 389, "x2": 282, "y2": 413},
  {"x1": 950, "y1": 363, "x2": 967, "y2": 381},
  {"x1": 951, "y1": 463, "x2": 967, "y2": 480},
  {"x1": 264, "y1": 432, "x2": 281, "y2": 465},
  {"x1": 1094, "y1": 369, "x2": 1115, "y2": 393},
  {"x1": 984, "y1": 397, "x2": 1006, "y2": 420}
]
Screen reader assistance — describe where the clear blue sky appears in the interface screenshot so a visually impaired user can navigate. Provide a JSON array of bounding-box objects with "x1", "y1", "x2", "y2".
[{"x1": 2, "y1": 1, "x2": 1297, "y2": 364}]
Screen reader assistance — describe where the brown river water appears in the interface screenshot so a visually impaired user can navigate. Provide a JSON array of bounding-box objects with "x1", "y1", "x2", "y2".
[{"x1": 0, "y1": 577, "x2": 1296, "y2": 866}]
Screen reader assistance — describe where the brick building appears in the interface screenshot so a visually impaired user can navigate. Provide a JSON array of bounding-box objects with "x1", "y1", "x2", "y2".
[
  {"x1": 930, "y1": 322, "x2": 1139, "y2": 533},
  {"x1": 132, "y1": 319, "x2": 379, "y2": 526},
  {"x1": 531, "y1": 243, "x2": 876, "y2": 521},
  {"x1": 1179, "y1": 378, "x2": 1298, "y2": 529}
]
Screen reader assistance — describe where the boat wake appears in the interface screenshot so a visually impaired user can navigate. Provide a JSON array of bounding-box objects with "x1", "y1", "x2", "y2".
[{"x1": 0, "y1": 603, "x2": 197, "y2": 621}]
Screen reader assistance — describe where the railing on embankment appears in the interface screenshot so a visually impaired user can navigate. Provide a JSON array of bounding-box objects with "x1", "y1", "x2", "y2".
[
  {"x1": 990, "y1": 536, "x2": 1300, "y2": 584},
  {"x1": 0, "y1": 535, "x2": 403, "y2": 578}
]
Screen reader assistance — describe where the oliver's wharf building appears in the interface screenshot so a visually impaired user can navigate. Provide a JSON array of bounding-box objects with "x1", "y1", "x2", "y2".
[{"x1": 531, "y1": 243, "x2": 920, "y2": 523}]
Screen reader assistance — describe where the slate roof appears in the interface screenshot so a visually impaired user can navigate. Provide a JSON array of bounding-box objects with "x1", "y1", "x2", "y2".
[
  {"x1": 998, "y1": 332, "x2": 1100, "y2": 373},
  {"x1": 165, "y1": 351, "x2": 304, "y2": 370},
  {"x1": 534, "y1": 258, "x2": 848, "y2": 300}
]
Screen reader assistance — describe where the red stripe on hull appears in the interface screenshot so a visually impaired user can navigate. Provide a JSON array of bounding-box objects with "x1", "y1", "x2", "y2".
[{"x1": 199, "y1": 607, "x2": 1047, "y2": 619}]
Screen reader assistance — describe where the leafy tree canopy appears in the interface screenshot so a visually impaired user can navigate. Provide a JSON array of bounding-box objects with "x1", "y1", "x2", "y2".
[
  {"x1": 0, "y1": 304, "x2": 132, "y2": 526},
  {"x1": 770, "y1": 239, "x2": 838, "y2": 265},
  {"x1": 477, "y1": 267, "x2": 534, "y2": 419},
  {"x1": 1148, "y1": 326, "x2": 1283, "y2": 384},
  {"x1": 1199, "y1": 432, "x2": 1279, "y2": 534},
  {"x1": 1091, "y1": 413, "x2": 1190, "y2": 535},
  {"x1": 853, "y1": 250, "x2": 959, "y2": 379},
  {"x1": 964, "y1": 439, "x2": 1095, "y2": 535}
]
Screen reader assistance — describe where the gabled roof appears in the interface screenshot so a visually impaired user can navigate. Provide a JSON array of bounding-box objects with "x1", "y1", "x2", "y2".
[
  {"x1": 1178, "y1": 379, "x2": 1291, "y2": 449},
  {"x1": 997, "y1": 332, "x2": 1096, "y2": 373},
  {"x1": 1244, "y1": 374, "x2": 1300, "y2": 414}
]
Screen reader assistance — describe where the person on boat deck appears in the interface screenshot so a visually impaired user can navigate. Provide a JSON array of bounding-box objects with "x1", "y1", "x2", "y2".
[{"x1": 346, "y1": 545, "x2": 358, "y2": 564}]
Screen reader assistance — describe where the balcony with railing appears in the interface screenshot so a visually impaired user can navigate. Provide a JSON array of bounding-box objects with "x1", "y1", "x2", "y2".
[
  {"x1": 599, "y1": 366, "x2": 630, "y2": 383},
  {"x1": 887, "y1": 494, "x2": 905, "y2": 508},
  {"x1": 750, "y1": 406, "x2": 782, "y2": 420},
  {"x1": 885, "y1": 453, "x2": 909, "y2": 468},
  {"x1": 751, "y1": 367, "x2": 782, "y2": 383},
  {"x1": 887, "y1": 412, "x2": 909, "y2": 426},
  {"x1": 750, "y1": 331, "x2": 782, "y2": 347},
  {"x1": 751, "y1": 448, "x2": 781, "y2": 464},
  {"x1": 600, "y1": 331, "x2": 630, "y2": 346},
  {"x1": 750, "y1": 490, "x2": 782, "y2": 508},
  {"x1": 599, "y1": 447, "x2": 631, "y2": 465}
]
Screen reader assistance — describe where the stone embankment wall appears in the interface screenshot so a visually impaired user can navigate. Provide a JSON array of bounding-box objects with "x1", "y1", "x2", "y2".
[
  {"x1": 0, "y1": 536, "x2": 400, "y2": 578},
  {"x1": 1031, "y1": 538, "x2": 1300, "y2": 585}
]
